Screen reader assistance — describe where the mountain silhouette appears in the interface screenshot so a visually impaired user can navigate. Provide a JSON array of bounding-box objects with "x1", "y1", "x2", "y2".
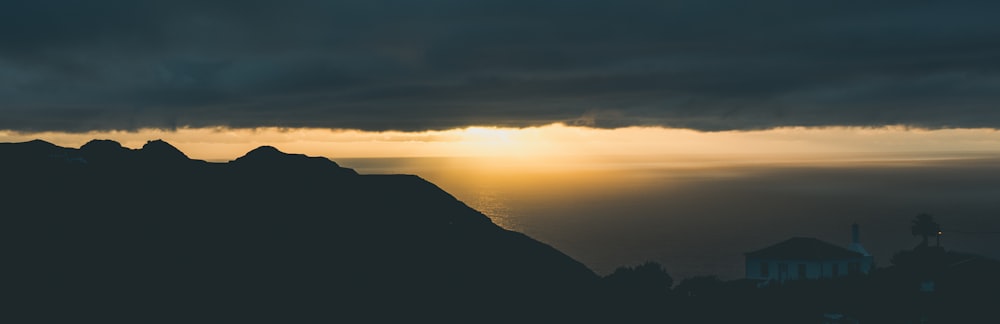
[
  {"x1": 2, "y1": 139, "x2": 600, "y2": 323},
  {"x1": 231, "y1": 145, "x2": 359, "y2": 176},
  {"x1": 138, "y1": 139, "x2": 191, "y2": 162}
]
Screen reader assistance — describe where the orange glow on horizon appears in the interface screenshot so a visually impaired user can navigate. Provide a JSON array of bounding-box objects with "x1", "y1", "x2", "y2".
[{"x1": 2, "y1": 124, "x2": 1000, "y2": 165}]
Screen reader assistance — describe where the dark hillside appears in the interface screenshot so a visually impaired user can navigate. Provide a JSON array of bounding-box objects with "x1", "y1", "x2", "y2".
[{"x1": 2, "y1": 139, "x2": 599, "y2": 323}]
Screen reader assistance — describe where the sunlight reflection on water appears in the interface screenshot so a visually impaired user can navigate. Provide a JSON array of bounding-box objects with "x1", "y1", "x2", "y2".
[
  {"x1": 464, "y1": 187, "x2": 518, "y2": 231},
  {"x1": 338, "y1": 156, "x2": 1000, "y2": 280}
]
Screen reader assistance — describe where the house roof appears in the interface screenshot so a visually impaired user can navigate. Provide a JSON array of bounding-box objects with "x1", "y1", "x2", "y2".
[{"x1": 745, "y1": 237, "x2": 863, "y2": 260}]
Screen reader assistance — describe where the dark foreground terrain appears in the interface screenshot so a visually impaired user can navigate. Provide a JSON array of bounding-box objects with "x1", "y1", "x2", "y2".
[
  {"x1": 4, "y1": 139, "x2": 998, "y2": 323},
  {"x1": 3, "y1": 139, "x2": 599, "y2": 322}
]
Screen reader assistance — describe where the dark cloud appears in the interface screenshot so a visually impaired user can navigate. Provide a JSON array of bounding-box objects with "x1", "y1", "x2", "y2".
[{"x1": 2, "y1": 0, "x2": 999, "y2": 132}]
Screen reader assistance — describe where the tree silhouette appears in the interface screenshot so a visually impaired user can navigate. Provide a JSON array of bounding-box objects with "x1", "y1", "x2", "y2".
[
  {"x1": 674, "y1": 275, "x2": 724, "y2": 297},
  {"x1": 910, "y1": 213, "x2": 941, "y2": 247},
  {"x1": 604, "y1": 261, "x2": 674, "y2": 298},
  {"x1": 601, "y1": 261, "x2": 673, "y2": 321}
]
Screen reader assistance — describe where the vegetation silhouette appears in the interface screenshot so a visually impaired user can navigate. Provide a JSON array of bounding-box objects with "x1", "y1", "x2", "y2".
[
  {"x1": 601, "y1": 261, "x2": 674, "y2": 321},
  {"x1": 605, "y1": 261, "x2": 674, "y2": 297},
  {"x1": 911, "y1": 213, "x2": 942, "y2": 248}
]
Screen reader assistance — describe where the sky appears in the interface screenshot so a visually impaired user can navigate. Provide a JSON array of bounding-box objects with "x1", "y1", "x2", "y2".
[
  {"x1": 2, "y1": 0, "x2": 1000, "y2": 135},
  {"x1": 3, "y1": 1, "x2": 1000, "y2": 278},
  {"x1": 2, "y1": 125, "x2": 1000, "y2": 162}
]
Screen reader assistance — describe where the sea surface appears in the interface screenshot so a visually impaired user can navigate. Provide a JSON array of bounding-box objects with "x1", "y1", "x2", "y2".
[{"x1": 337, "y1": 154, "x2": 1000, "y2": 280}]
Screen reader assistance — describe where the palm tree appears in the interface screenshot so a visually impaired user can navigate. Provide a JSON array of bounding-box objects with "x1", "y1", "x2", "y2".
[{"x1": 910, "y1": 213, "x2": 941, "y2": 247}]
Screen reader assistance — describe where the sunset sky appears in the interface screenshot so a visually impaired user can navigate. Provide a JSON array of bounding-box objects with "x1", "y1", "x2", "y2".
[
  {"x1": 4, "y1": 0, "x2": 1000, "y2": 279},
  {"x1": 2, "y1": 125, "x2": 1000, "y2": 163}
]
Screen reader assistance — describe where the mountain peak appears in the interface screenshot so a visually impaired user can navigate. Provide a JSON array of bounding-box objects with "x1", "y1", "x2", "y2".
[
  {"x1": 236, "y1": 145, "x2": 313, "y2": 163},
  {"x1": 24, "y1": 139, "x2": 57, "y2": 147},
  {"x1": 79, "y1": 139, "x2": 129, "y2": 157},
  {"x1": 233, "y1": 145, "x2": 358, "y2": 176},
  {"x1": 245, "y1": 145, "x2": 284, "y2": 157},
  {"x1": 140, "y1": 139, "x2": 189, "y2": 161},
  {"x1": 80, "y1": 139, "x2": 124, "y2": 151}
]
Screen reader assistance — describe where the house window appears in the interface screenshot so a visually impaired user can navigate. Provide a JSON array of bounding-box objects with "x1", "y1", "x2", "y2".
[
  {"x1": 761, "y1": 262, "x2": 769, "y2": 276},
  {"x1": 798, "y1": 264, "x2": 807, "y2": 279},
  {"x1": 831, "y1": 263, "x2": 840, "y2": 277},
  {"x1": 849, "y1": 262, "x2": 860, "y2": 274},
  {"x1": 778, "y1": 263, "x2": 788, "y2": 276}
]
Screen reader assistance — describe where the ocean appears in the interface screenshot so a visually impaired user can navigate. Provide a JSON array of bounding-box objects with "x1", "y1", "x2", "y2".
[{"x1": 337, "y1": 154, "x2": 1000, "y2": 280}]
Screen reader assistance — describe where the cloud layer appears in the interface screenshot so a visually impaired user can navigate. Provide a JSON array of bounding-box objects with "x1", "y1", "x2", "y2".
[{"x1": 3, "y1": 0, "x2": 999, "y2": 132}]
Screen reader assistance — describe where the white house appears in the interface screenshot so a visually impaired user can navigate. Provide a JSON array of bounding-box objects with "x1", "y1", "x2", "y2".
[{"x1": 745, "y1": 224, "x2": 874, "y2": 284}]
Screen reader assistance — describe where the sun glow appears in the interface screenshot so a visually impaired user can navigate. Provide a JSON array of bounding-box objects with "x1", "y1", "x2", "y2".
[{"x1": 451, "y1": 127, "x2": 527, "y2": 156}]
